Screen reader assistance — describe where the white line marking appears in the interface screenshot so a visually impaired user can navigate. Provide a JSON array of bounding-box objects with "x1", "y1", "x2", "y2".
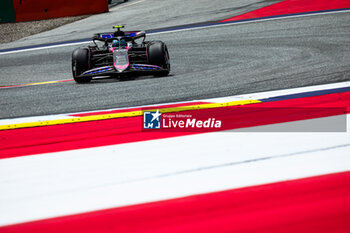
[
  {"x1": 206, "y1": 81, "x2": 350, "y2": 103},
  {"x1": 0, "y1": 8, "x2": 349, "y2": 55},
  {"x1": 0, "y1": 41, "x2": 90, "y2": 55}
]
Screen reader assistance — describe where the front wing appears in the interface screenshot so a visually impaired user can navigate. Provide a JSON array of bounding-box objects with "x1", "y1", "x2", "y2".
[{"x1": 78, "y1": 64, "x2": 165, "y2": 78}]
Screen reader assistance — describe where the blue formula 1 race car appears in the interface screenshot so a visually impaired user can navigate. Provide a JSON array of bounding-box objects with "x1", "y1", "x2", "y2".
[{"x1": 72, "y1": 25, "x2": 170, "y2": 83}]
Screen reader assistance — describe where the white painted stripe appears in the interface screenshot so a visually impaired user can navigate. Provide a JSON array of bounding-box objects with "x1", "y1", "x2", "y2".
[
  {"x1": 0, "y1": 41, "x2": 90, "y2": 55},
  {"x1": 0, "y1": 115, "x2": 349, "y2": 226},
  {"x1": 206, "y1": 81, "x2": 350, "y2": 103},
  {"x1": 1, "y1": 8, "x2": 349, "y2": 55}
]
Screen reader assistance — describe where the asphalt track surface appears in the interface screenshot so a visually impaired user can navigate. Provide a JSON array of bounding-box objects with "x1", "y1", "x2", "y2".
[{"x1": 0, "y1": 1, "x2": 350, "y2": 119}]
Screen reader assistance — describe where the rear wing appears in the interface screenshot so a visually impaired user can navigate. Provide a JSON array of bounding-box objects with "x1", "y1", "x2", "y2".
[{"x1": 92, "y1": 31, "x2": 146, "y2": 42}]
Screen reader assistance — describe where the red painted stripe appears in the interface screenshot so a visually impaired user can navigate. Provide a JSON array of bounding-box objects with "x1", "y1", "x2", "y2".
[
  {"x1": 0, "y1": 91, "x2": 349, "y2": 159},
  {"x1": 221, "y1": 0, "x2": 350, "y2": 22},
  {"x1": 0, "y1": 84, "x2": 24, "y2": 89},
  {"x1": 69, "y1": 101, "x2": 209, "y2": 117},
  {"x1": 1, "y1": 171, "x2": 349, "y2": 233}
]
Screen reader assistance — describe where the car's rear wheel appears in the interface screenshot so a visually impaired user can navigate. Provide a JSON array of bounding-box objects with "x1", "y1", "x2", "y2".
[
  {"x1": 72, "y1": 48, "x2": 92, "y2": 83},
  {"x1": 147, "y1": 41, "x2": 170, "y2": 77}
]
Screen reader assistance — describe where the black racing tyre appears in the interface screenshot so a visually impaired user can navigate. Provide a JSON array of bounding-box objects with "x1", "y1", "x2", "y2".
[
  {"x1": 72, "y1": 48, "x2": 92, "y2": 83},
  {"x1": 147, "y1": 41, "x2": 170, "y2": 77}
]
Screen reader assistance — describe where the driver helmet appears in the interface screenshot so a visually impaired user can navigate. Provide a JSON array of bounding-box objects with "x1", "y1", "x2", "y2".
[
  {"x1": 120, "y1": 39, "x2": 126, "y2": 47},
  {"x1": 112, "y1": 40, "x2": 119, "y2": 47}
]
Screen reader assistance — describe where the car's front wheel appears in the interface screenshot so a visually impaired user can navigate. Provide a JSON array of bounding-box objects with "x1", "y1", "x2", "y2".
[
  {"x1": 147, "y1": 41, "x2": 170, "y2": 77},
  {"x1": 72, "y1": 48, "x2": 92, "y2": 83}
]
